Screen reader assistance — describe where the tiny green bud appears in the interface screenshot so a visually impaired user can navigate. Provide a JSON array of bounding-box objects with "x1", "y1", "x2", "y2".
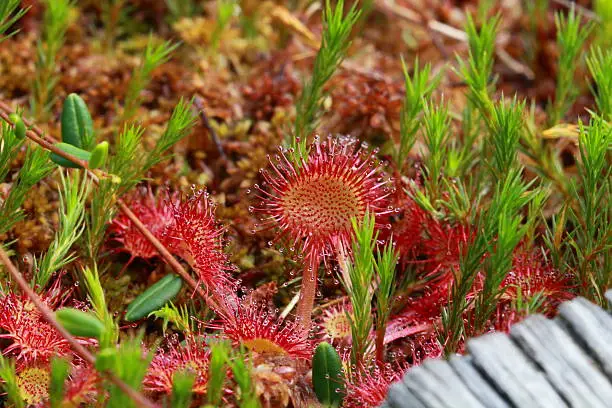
[
  {"x1": 8, "y1": 113, "x2": 26, "y2": 139},
  {"x1": 56, "y1": 308, "x2": 105, "y2": 339},
  {"x1": 89, "y1": 141, "x2": 109, "y2": 169}
]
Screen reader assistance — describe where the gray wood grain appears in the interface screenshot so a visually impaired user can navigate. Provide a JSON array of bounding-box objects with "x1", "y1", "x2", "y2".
[
  {"x1": 510, "y1": 314, "x2": 612, "y2": 407},
  {"x1": 467, "y1": 332, "x2": 568, "y2": 408},
  {"x1": 558, "y1": 298, "x2": 612, "y2": 379},
  {"x1": 448, "y1": 355, "x2": 510, "y2": 408},
  {"x1": 412, "y1": 359, "x2": 486, "y2": 408},
  {"x1": 386, "y1": 381, "x2": 427, "y2": 408},
  {"x1": 382, "y1": 295, "x2": 612, "y2": 408}
]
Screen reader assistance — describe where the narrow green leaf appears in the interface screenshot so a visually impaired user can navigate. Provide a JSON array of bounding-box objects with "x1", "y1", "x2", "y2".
[
  {"x1": 312, "y1": 342, "x2": 345, "y2": 407},
  {"x1": 125, "y1": 275, "x2": 183, "y2": 321},
  {"x1": 61, "y1": 93, "x2": 94, "y2": 149},
  {"x1": 171, "y1": 370, "x2": 195, "y2": 408},
  {"x1": 56, "y1": 308, "x2": 105, "y2": 338},
  {"x1": 50, "y1": 357, "x2": 70, "y2": 408},
  {"x1": 50, "y1": 142, "x2": 91, "y2": 168}
]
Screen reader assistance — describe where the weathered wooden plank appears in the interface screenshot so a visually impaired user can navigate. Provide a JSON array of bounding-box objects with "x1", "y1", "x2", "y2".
[
  {"x1": 400, "y1": 365, "x2": 448, "y2": 408},
  {"x1": 573, "y1": 297, "x2": 612, "y2": 333},
  {"x1": 448, "y1": 355, "x2": 510, "y2": 408},
  {"x1": 412, "y1": 359, "x2": 486, "y2": 408},
  {"x1": 467, "y1": 332, "x2": 568, "y2": 408},
  {"x1": 385, "y1": 381, "x2": 427, "y2": 408},
  {"x1": 510, "y1": 314, "x2": 612, "y2": 407},
  {"x1": 558, "y1": 298, "x2": 612, "y2": 379}
]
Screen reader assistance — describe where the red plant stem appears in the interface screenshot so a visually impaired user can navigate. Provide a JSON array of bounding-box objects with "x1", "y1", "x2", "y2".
[
  {"x1": 375, "y1": 325, "x2": 385, "y2": 364},
  {"x1": 295, "y1": 258, "x2": 317, "y2": 332},
  {"x1": 0, "y1": 102, "x2": 217, "y2": 308},
  {"x1": 0, "y1": 246, "x2": 158, "y2": 408}
]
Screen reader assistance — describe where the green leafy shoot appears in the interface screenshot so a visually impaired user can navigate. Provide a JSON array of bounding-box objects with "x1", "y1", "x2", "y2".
[
  {"x1": 122, "y1": 37, "x2": 178, "y2": 122},
  {"x1": 456, "y1": 13, "x2": 500, "y2": 124},
  {"x1": 441, "y1": 168, "x2": 533, "y2": 352},
  {"x1": 165, "y1": 0, "x2": 197, "y2": 22},
  {"x1": 489, "y1": 96, "x2": 524, "y2": 176},
  {"x1": 394, "y1": 57, "x2": 441, "y2": 169},
  {"x1": 343, "y1": 211, "x2": 376, "y2": 368},
  {"x1": 211, "y1": 0, "x2": 236, "y2": 51},
  {"x1": 0, "y1": 118, "x2": 25, "y2": 182},
  {"x1": 31, "y1": 0, "x2": 72, "y2": 120},
  {"x1": 86, "y1": 125, "x2": 143, "y2": 258},
  {"x1": 149, "y1": 302, "x2": 192, "y2": 334},
  {"x1": 473, "y1": 172, "x2": 532, "y2": 332},
  {"x1": 374, "y1": 240, "x2": 398, "y2": 362},
  {"x1": 170, "y1": 371, "x2": 195, "y2": 408},
  {"x1": 0, "y1": 355, "x2": 24, "y2": 408},
  {"x1": 0, "y1": 146, "x2": 54, "y2": 235},
  {"x1": 82, "y1": 265, "x2": 118, "y2": 347},
  {"x1": 594, "y1": 0, "x2": 612, "y2": 47},
  {"x1": 207, "y1": 340, "x2": 231, "y2": 406},
  {"x1": 226, "y1": 346, "x2": 260, "y2": 408},
  {"x1": 548, "y1": 7, "x2": 593, "y2": 125},
  {"x1": 565, "y1": 117, "x2": 611, "y2": 304},
  {"x1": 101, "y1": 0, "x2": 128, "y2": 52},
  {"x1": 104, "y1": 333, "x2": 153, "y2": 408},
  {"x1": 421, "y1": 100, "x2": 451, "y2": 202},
  {"x1": 35, "y1": 171, "x2": 89, "y2": 288},
  {"x1": 290, "y1": 0, "x2": 361, "y2": 164},
  {"x1": 586, "y1": 46, "x2": 612, "y2": 120},
  {"x1": 142, "y1": 98, "x2": 196, "y2": 171},
  {"x1": 0, "y1": 0, "x2": 28, "y2": 42},
  {"x1": 50, "y1": 357, "x2": 70, "y2": 408}
]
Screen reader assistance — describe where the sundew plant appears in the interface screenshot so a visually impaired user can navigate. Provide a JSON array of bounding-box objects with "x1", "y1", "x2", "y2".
[{"x1": 0, "y1": 0, "x2": 610, "y2": 407}]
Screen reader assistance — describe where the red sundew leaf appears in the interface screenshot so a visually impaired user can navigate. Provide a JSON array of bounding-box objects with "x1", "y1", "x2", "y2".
[{"x1": 253, "y1": 136, "x2": 392, "y2": 264}]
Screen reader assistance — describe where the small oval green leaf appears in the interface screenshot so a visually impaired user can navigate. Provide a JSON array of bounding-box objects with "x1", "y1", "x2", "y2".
[
  {"x1": 50, "y1": 142, "x2": 92, "y2": 168},
  {"x1": 61, "y1": 93, "x2": 94, "y2": 150},
  {"x1": 88, "y1": 141, "x2": 108, "y2": 169},
  {"x1": 125, "y1": 274, "x2": 183, "y2": 322},
  {"x1": 8, "y1": 113, "x2": 26, "y2": 139},
  {"x1": 56, "y1": 308, "x2": 105, "y2": 339},
  {"x1": 312, "y1": 342, "x2": 345, "y2": 407}
]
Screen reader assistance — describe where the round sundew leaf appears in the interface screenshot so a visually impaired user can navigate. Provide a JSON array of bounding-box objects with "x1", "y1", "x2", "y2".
[
  {"x1": 125, "y1": 274, "x2": 183, "y2": 322},
  {"x1": 50, "y1": 142, "x2": 92, "y2": 168},
  {"x1": 56, "y1": 308, "x2": 105, "y2": 339},
  {"x1": 312, "y1": 342, "x2": 345, "y2": 407},
  {"x1": 61, "y1": 93, "x2": 94, "y2": 150}
]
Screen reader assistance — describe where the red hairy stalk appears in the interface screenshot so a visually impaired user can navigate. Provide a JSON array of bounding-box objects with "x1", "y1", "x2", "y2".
[
  {"x1": 0, "y1": 246, "x2": 158, "y2": 408},
  {"x1": 255, "y1": 136, "x2": 391, "y2": 330}
]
